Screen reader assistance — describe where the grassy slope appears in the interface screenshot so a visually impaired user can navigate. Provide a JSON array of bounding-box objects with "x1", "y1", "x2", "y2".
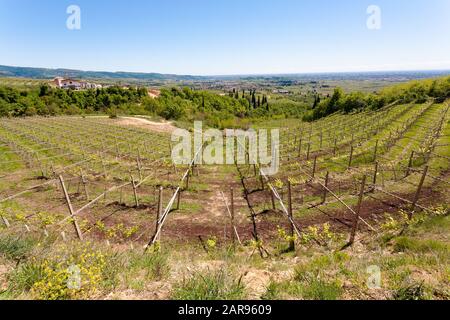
[{"x1": 0, "y1": 210, "x2": 448, "y2": 300}]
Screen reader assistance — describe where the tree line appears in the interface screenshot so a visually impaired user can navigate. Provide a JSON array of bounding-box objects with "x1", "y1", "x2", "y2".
[
  {"x1": 302, "y1": 76, "x2": 450, "y2": 121},
  {"x1": 1, "y1": 76, "x2": 449, "y2": 128},
  {"x1": 0, "y1": 85, "x2": 148, "y2": 117}
]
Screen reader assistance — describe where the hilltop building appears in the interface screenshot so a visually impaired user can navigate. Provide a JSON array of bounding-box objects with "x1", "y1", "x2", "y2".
[{"x1": 52, "y1": 77, "x2": 102, "y2": 90}]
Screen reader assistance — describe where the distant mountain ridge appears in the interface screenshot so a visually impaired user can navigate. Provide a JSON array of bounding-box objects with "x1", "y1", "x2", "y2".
[
  {"x1": 1, "y1": 64, "x2": 449, "y2": 83},
  {"x1": 0, "y1": 65, "x2": 204, "y2": 82}
]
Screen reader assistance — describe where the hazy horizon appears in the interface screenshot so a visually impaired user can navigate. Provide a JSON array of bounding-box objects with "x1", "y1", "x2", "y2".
[{"x1": 2, "y1": 63, "x2": 450, "y2": 78}]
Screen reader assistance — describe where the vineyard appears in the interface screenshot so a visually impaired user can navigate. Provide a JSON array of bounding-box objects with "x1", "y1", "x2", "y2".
[{"x1": 0, "y1": 100, "x2": 449, "y2": 300}]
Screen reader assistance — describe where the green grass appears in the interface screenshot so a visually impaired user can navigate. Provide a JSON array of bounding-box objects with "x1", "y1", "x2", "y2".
[
  {"x1": 128, "y1": 251, "x2": 170, "y2": 281},
  {"x1": 262, "y1": 252, "x2": 348, "y2": 300},
  {"x1": 301, "y1": 278, "x2": 343, "y2": 300},
  {"x1": 7, "y1": 261, "x2": 45, "y2": 295},
  {"x1": 171, "y1": 269, "x2": 245, "y2": 300},
  {"x1": 0, "y1": 145, "x2": 23, "y2": 173},
  {"x1": 393, "y1": 237, "x2": 449, "y2": 254},
  {"x1": 262, "y1": 277, "x2": 342, "y2": 300},
  {"x1": 178, "y1": 201, "x2": 202, "y2": 214},
  {"x1": 0, "y1": 235, "x2": 36, "y2": 262},
  {"x1": 415, "y1": 214, "x2": 450, "y2": 232}
]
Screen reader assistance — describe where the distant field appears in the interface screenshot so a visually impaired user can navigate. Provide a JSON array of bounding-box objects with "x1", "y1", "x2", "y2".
[{"x1": 0, "y1": 77, "x2": 47, "y2": 90}]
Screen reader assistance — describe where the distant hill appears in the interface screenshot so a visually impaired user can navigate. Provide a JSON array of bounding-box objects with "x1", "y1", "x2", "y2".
[
  {"x1": 1, "y1": 64, "x2": 449, "y2": 85},
  {"x1": 0, "y1": 65, "x2": 205, "y2": 82}
]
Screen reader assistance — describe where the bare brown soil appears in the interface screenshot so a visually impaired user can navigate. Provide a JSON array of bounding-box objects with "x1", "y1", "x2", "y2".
[{"x1": 115, "y1": 117, "x2": 177, "y2": 134}]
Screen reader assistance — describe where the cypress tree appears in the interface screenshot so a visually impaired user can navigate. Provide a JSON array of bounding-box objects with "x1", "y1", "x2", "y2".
[{"x1": 312, "y1": 95, "x2": 318, "y2": 109}]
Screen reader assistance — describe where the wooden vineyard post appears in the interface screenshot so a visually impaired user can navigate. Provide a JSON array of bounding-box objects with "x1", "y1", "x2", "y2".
[
  {"x1": 373, "y1": 161, "x2": 379, "y2": 188},
  {"x1": 176, "y1": 189, "x2": 181, "y2": 210},
  {"x1": 35, "y1": 153, "x2": 45, "y2": 178},
  {"x1": 306, "y1": 142, "x2": 311, "y2": 161},
  {"x1": 157, "y1": 186, "x2": 163, "y2": 218},
  {"x1": 333, "y1": 138, "x2": 337, "y2": 157},
  {"x1": 77, "y1": 175, "x2": 82, "y2": 194},
  {"x1": 348, "y1": 145, "x2": 354, "y2": 170},
  {"x1": 406, "y1": 151, "x2": 415, "y2": 177},
  {"x1": 319, "y1": 131, "x2": 323, "y2": 150},
  {"x1": 103, "y1": 184, "x2": 108, "y2": 202},
  {"x1": 186, "y1": 171, "x2": 190, "y2": 190},
  {"x1": 130, "y1": 174, "x2": 139, "y2": 207},
  {"x1": 155, "y1": 186, "x2": 163, "y2": 243},
  {"x1": 230, "y1": 188, "x2": 236, "y2": 245},
  {"x1": 172, "y1": 163, "x2": 178, "y2": 176},
  {"x1": 50, "y1": 162, "x2": 56, "y2": 178},
  {"x1": 287, "y1": 181, "x2": 295, "y2": 252},
  {"x1": 298, "y1": 138, "x2": 302, "y2": 158},
  {"x1": 409, "y1": 166, "x2": 428, "y2": 220},
  {"x1": 259, "y1": 171, "x2": 265, "y2": 190},
  {"x1": 136, "y1": 157, "x2": 143, "y2": 182},
  {"x1": 348, "y1": 175, "x2": 366, "y2": 246},
  {"x1": 392, "y1": 163, "x2": 398, "y2": 181},
  {"x1": 115, "y1": 138, "x2": 120, "y2": 160},
  {"x1": 220, "y1": 189, "x2": 241, "y2": 246},
  {"x1": 119, "y1": 186, "x2": 124, "y2": 205},
  {"x1": 100, "y1": 156, "x2": 107, "y2": 179},
  {"x1": 373, "y1": 140, "x2": 379, "y2": 162},
  {"x1": 80, "y1": 169, "x2": 89, "y2": 201},
  {"x1": 270, "y1": 190, "x2": 276, "y2": 210},
  {"x1": 322, "y1": 171, "x2": 329, "y2": 204},
  {"x1": 58, "y1": 175, "x2": 83, "y2": 240},
  {"x1": 195, "y1": 164, "x2": 200, "y2": 177},
  {"x1": 137, "y1": 148, "x2": 142, "y2": 167},
  {"x1": 312, "y1": 156, "x2": 318, "y2": 179},
  {"x1": 67, "y1": 180, "x2": 72, "y2": 195}
]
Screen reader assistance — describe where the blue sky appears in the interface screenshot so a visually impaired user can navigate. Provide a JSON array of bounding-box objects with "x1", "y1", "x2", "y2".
[{"x1": 0, "y1": 0, "x2": 449, "y2": 75}]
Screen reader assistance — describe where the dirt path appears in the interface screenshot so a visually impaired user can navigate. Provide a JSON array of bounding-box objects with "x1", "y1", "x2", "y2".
[
  {"x1": 185, "y1": 166, "x2": 233, "y2": 224},
  {"x1": 197, "y1": 166, "x2": 248, "y2": 224},
  {"x1": 115, "y1": 117, "x2": 177, "y2": 134},
  {"x1": 163, "y1": 164, "x2": 250, "y2": 241}
]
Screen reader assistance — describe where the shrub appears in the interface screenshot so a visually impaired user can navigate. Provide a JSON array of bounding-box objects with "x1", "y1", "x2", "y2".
[
  {"x1": 30, "y1": 248, "x2": 107, "y2": 300},
  {"x1": 393, "y1": 282, "x2": 426, "y2": 300}
]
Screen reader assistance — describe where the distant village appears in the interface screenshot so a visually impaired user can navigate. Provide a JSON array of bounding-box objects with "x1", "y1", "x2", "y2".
[
  {"x1": 52, "y1": 77, "x2": 161, "y2": 98},
  {"x1": 52, "y1": 77, "x2": 103, "y2": 90}
]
